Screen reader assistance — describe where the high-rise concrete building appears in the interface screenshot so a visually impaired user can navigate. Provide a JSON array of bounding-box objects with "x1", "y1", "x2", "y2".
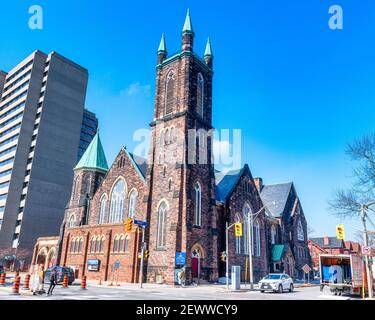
[{"x1": 0, "y1": 50, "x2": 95, "y2": 265}]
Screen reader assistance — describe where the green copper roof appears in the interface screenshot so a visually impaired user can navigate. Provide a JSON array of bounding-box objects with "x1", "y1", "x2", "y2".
[
  {"x1": 182, "y1": 9, "x2": 194, "y2": 35},
  {"x1": 75, "y1": 131, "x2": 109, "y2": 172},
  {"x1": 158, "y1": 33, "x2": 167, "y2": 53},
  {"x1": 272, "y1": 245, "x2": 285, "y2": 262},
  {"x1": 204, "y1": 37, "x2": 213, "y2": 57}
]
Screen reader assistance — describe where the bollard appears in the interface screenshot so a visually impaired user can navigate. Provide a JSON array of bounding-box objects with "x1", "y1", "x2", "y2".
[
  {"x1": 23, "y1": 274, "x2": 31, "y2": 290},
  {"x1": 81, "y1": 276, "x2": 87, "y2": 290},
  {"x1": 11, "y1": 276, "x2": 21, "y2": 295},
  {"x1": 0, "y1": 273, "x2": 6, "y2": 286},
  {"x1": 62, "y1": 275, "x2": 69, "y2": 288}
]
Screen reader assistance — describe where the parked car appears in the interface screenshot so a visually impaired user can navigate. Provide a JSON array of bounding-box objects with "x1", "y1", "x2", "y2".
[
  {"x1": 44, "y1": 266, "x2": 75, "y2": 285},
  {"x1": 258, "y1": 273, "x2": 294, "y2": 293}
]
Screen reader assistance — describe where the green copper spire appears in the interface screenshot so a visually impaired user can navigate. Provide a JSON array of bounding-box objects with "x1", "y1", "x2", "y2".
[
  {"x1": 182, "y1": 9, "x2": 194, "y2": 35},
  {"x1": 75, "y1": 131, "x2": 109, "y2": 172},
  {"x1": 158, "y1": 33, "x2": 167, "y2": 53},
  {"x1": 204, "y1": 37, "x2": 213, "y2": 57}
]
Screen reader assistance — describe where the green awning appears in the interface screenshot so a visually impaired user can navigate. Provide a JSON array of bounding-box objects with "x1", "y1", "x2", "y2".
[{"x1": 272, "y1": 245, "x2": 285, "y2": 262}]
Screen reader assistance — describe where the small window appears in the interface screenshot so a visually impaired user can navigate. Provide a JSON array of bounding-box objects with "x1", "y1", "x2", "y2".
[
  {"x1": 113, "y1": 236, "x2": 119, "y2": 253},
  {"x1": 119, "y1": 235, "x2": 125, "y2": 252},
  {"x1": 124, "y1": 236, "x2": 129, "y2": 252},
  {"x1": 165, "y1": 71, "x2": 175, "y2": 115},
  {"x1": 128, "y1": 190, "x2": 137, "y2": 219}
]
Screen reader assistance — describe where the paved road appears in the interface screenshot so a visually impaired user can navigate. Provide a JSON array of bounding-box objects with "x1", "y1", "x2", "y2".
[{"x1": 0, "y1": 283, "x2": 359, "y2": 300}]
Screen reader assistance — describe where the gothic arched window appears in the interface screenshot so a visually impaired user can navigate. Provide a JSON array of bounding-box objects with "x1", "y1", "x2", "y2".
[
  {"x1": 124, "y1": 236, "x2": 129, "y2": 252},
  {"x1": 165, "y1": 70, "x2": 175, "y2": 115},
  {"x1": 113, "y1": 235, "x2": 119, "y2": 252},
  {"x1": 90, "y1": 237, "x2": 95, "y2": 253},
  {"x1": 156, "y1": 202, "x2": 168, "y2": 249},
  {"x1": 243, "y1": 204, "x2": 251, "y2": 255},
  {"x1": 160, "y1": 130, "x2": 165, "y2": 146},
  {"x1": 128, "y1": 190, "x2": 137, "y2": 219},
  {"x1": 68, "y1": 214, "x2": 76, "y2": 228},
  {"x1": 297, "y1": 220, "x2": 304, "y2": 241},
  {"x1": 78, "y1": 238, "x2": 83, "y2": 253},
  {"x1": 235, "y1": 213, "x2": 242, "y2": 255},
  {"x1": 253, "y1": 219, "x2": 261, "y2": 256},
  {"x1": 70, "y1": 238, "x2": 76, "y2": 253},
  {"x1": 194, "y1": 183, "x2": 202, "y2": 227},
  {"x1": 119, "y1": 235, "x2": 125, "y2": 252},
  {"x1": 72, "y1": 175, "x2": 80, "y2": 200},
  {"x1": 99, "y1": 236, "x2": 105, "y2": 253},
  {"x1": 197, "y1": 73, "x2": 204, "y2": 117},
  {"x1": 109, "y1": 179, "x2": 126, "y2": 223},
  {"x1": 98, "y1": 195, "x2": 107, "y2": 224},
  {"x1": 271, "y1": 225, "x2": 277, "y2": 245}
]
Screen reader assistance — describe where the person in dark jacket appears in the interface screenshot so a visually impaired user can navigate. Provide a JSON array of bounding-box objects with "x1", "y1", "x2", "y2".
[{"x1": 47, "y1": 268, "x2": 57, "y2": 295}]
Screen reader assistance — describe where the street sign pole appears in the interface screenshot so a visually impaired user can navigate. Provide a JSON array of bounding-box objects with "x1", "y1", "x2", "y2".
[
  {"x1": 139, "y1": 226, "x2": 145, "y2": 289},
  {"x1": 248, "y1": 213, "x2": 254, "y2": 291},
  {"x1": 361, "y1": 205, "x2": 373, "y2": 299},
  {"x1": 226, "y1": 221, "x2": 229, "y2": 290}
]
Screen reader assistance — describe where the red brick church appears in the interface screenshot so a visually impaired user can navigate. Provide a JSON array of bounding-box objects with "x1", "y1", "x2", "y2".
[{"x1": 32, "y1": 10, "x2": 311, "y2": 284}]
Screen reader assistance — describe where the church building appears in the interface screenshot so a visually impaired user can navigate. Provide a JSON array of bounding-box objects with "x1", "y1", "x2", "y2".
[{"x1": 31, "y1": 10, "x2": 311, "y2": 284}]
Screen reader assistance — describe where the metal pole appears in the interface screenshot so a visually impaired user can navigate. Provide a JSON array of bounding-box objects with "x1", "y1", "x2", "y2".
[
  {"x1": 139, "y1": 227, "x2": 145, "y2": 289},
  {"x1": 226, "y1": 221, "x2": 229, "y2": 290},
  {"x1": 248, "y1": 213, "x2": 254, "y2": 290},
  {"x1": 361, "y1": 205, "x2": 373, "y2": 299}
]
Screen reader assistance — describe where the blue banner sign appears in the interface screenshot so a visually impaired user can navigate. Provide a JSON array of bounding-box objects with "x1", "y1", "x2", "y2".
[{"x1": 175, "y1": 252, "x2": 187, "y2": 266}]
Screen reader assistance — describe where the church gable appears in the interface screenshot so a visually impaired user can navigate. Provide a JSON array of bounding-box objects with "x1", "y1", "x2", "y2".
[{"x1": 87, "y1": 148, "x2": 148, "y2": 225}]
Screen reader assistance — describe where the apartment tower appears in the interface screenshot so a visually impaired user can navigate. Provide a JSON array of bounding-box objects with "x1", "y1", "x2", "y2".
[{"x1": 0, "y1": 50, "x2": 95, "y2": 265}]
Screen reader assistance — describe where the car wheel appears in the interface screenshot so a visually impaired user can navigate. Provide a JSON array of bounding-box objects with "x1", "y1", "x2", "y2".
[
  {"x1": 289, "y1": 284, "x2": 294, "y2": 292},
  {"x1": 278, "y1": 285, "x2": 283, "y2": 293},
  {"x1": 260, "y1": 290, "x2": 265, "y2": 293}
]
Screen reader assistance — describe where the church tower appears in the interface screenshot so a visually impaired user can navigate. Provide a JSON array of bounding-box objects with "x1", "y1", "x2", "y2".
[
  {"x1": 146, "y1": 10, "x2": 218, "y2": 284},
  {"x1": 64, "y1": 132, "x2": 109, "y2": 227}
]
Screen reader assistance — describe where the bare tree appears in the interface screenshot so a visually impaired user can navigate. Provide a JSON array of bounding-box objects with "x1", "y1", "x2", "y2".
[
  {"x1": 329, "y1": 133, "x2": 375, "y2": 219},
  {"x1": 307, "y1": 226, "x2": 316, "y2": 239},
  {"x1": 354, "y1": 231, "x2": 375, "y2": 247}
]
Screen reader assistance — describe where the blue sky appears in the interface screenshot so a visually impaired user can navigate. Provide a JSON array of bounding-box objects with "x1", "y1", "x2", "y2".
[{"x1": 1, "y1": 0, "x2": 375, "y2": 240}]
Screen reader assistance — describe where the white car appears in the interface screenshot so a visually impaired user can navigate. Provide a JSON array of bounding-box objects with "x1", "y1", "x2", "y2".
[{"x1": 258, "y1": 273, "x2": 294, "y2": 293}]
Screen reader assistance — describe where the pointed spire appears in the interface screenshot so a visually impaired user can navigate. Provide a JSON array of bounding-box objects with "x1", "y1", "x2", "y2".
[
  {"x1": 182, "y1": 9, "x2": 194, "y2": 35},
  {"x1": 204, "y1": 37, "x2": 213, "y2": 57},
  {"x1": 158, "y1": 33, "x2": 167, "y2": 54},
  {"x1": 75, "y1": 131, "x2": 109, "y2": 173}
]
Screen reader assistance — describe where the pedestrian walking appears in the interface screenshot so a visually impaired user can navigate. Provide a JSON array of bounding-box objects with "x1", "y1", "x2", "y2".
[
  {"x1": 47, "y1": 268, "x2": 57, "y2": 295},
  {"x1": 31, "y1": 265, "x2": 44, "y2": 295},
  {"x1": 178, "y1": 267, "x2": 186, "y2": 288}
]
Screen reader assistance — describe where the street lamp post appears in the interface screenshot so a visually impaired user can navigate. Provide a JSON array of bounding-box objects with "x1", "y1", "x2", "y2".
[{"x1": 247, "y1": 203, "x2": 273, "y2": 291}]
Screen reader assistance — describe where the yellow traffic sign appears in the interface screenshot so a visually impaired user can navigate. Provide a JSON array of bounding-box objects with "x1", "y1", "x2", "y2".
[
  {"x1": 235, "y1": 223, "x2": 243, "y2": 237},
  {"x1": 336, "y1": 224, "x2": 345, "y2": 240}
]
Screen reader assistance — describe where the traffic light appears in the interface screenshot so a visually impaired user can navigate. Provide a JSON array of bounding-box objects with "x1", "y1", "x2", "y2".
[
  {"x1": 125, "y1": 218, "x2": 134, "y2": 231},
  {"x1": 144, "y1": 250, "x2": 150, "y2": 259},
  {"x1": 235, "y1": 223, "x2": 243, "y2": 237},
  {"x1": 220, "y1": 251, "x2": 227, "y2": 262},
  {"x1": 336, "y1": 224, "x2": 345, "y2": 240}
]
